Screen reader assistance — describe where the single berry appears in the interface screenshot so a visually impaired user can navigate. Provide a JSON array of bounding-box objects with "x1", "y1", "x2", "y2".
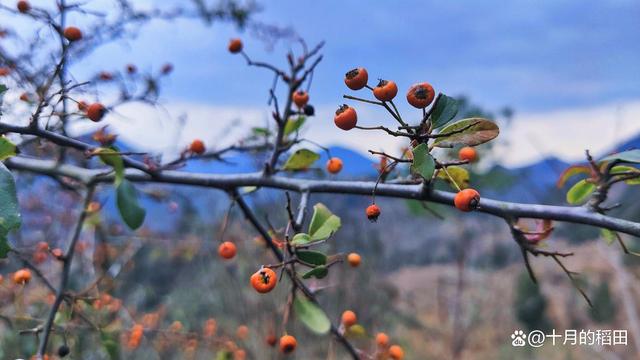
[
  {"x1": 344, "y1": 67, "x2": 369, "y2": 90},
  {"x1": 0, "y1": 67, "x2": 10, "y2": 76},
  {"x1": 458, "y1": 146, "x2": 477, "y2": 162},
  {"x1": 389, "y1": 344, "x2": 405, "y2": 360},
  {"x1": 373, "y1": 79, "x2": 398, "y2": 102},
  {"x1": 86, "y1": 103, "x2": 106, "y2": 122},
  {"x1": 126, "y1": 64, "x2": 137, "y2": 74},
  {"x1": 161, "y1": 63, "x2": 173, "y2": 74},
  {"x1": 99, "y1": 71, "x2": 113, "y2": 81},
  {"x1": 334, "y1": 105, "x2": 357, "y2": 131},
  {"x1": 236, "y1": 325, "x2": 249, "y2": 340},
  {"x1": 375, "y1": 332, "x2": 389, "y2": 348},
  {"x1": 326, "y1": 157, "x2": 343, "y2": 174},
  {"x1": 250, "y1": 267, "x2": 277, "y2": 294},
  {"x1": 366, "y1": 204, "x2": 381, "y2": 222},
  {"x1": 303, "y1": 104, "x2": 315, "y2": 116},
  {"x1": 347, "y1": 253, "x2": 361, "y2": 267},
  {"x1": 189, "y1": 139, "x2": 206, "y2": 155},
  {"x1": 63, "y1": 27, "x2": 82, "y2": 42},
  {"x1": 17, "y1": 1, "x2": 30, "y2": 13},
  {"x1": 454, "y1": 188, "x2": 480, "y2": 212},
  {"x1": 228, "y1": 38, "x2": 243, "y2": 53},
  {"x1": 406, "y1": 82, "x2": 435, "y2": 108},
  {"x1": 218, "y1": 241, "x2": 237, "y2": 259},
  {"x1": 292, "y1": 90, "x2": 309, "y2": 108},
  {"x1": 341, "y1": 310, "x2": 357, "y2": 327},
  {"x1": 57, "y1": 344, "x2": 70, "y2": 357},
  {"x1": 279, "y1": 335, "x2": 297, "y2": 354},
  {"x1": 266, "y1": 334, "x2": 277, "y2": 347},
  {"x1": 13, "y1": 268, "x2": 32, "y2": 285}
]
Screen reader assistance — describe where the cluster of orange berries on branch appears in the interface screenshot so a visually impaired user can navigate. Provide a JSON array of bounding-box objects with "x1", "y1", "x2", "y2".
[{"x1": 250, "y1": 267, "x2": 277, "y2": 293}]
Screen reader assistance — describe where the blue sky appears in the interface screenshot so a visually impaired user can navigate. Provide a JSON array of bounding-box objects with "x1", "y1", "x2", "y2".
[{"x1": 3, "y1": 0, "x2": 640, "y2": 166}]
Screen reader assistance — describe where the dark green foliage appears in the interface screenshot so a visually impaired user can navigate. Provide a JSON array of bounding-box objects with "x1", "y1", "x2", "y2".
[{"x1": 514, "y1": 271, "x2": 552, "y2": 332}]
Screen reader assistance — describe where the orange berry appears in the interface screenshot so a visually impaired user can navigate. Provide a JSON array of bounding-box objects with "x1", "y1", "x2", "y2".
[
  {"x1": 292, "y1": 90, "x2": 309, "y2": 108},
  {"x1": 0, "y1": 274, "x2": 4, "y2": 285},
  {"x1": 458, "y1": 146, "x2": 477, "y2": 162},
  {"x1": 373, "y1": 79, "x2": 398, "y2": 102},
  {"x1": 36, "y1": 241, "x2": 49, "y2": 252},
  {"x1": 250, "y1": 267, "x2": 277, "y2": 294},
  {"x1": 161, "y1": 63, "x2": 173, "y2": 74},
  {"x1": 366, "y1": 204, "x2": 381, "y2": 222},
  {"x1": 189, "y1": 139, "x2": 206, "y2": 155},
  {"x1": 334, "y1": 105, "x2": 357, "y2": 131},
  {"x1": 453, "y1": 188, "x2": 480, "y2": 212},
  {"x1": 279, "y1": 335, "x2": 297, "y2": 354},
  {"x1": 13, "y1": 268, "x2": 32, "y2": 285},
  {"x1": 77, "y1": 100, "x2": 88, "y2": 111},
  {"x1": 234, "y1": 349, "x2": 246, "y2": 360},
  {"x1": 326, "y1": 157, "x2": 343, "y2": 174},
  {"x1": 17, "y1": 1, "x2": 30, "y2": 13},
  {"x1": 228, "y1": 38, "x2": 243, "y2": 53},
  {"x1": 375, "y1": 332, "x2": 389, "y2": 348},
  {"x1": 236, "y1": 325, "x2": 249, "y2": 340},
  {"x1": 99, "y1": 71, "x2": 113, "y2": 81},
  {"x1": 19, "y1": 92, "x2": 31, "y2": 102},
  {"x1": 87, "y1": 201, "x2": 101, "y2": 213},
  {"x1": 344, "y1": 67, "x2": 368, "y2": 90},
  {"x1": 32, "y1": 251, "x2": 47, "y2": 264},
  {"x1": 63, "y1": 27, "x2": 82, "y2": 42},
  {"x1": 346, "y1": 253, "x2": 361, "y2": 267},
  {"x1": 389, "y1": 344, "x2": 404, "y2": 359},
  {"x1": 86, "y1": 103, "x2": 106, "y2": 122},
  {"x1": 341, "y1": 310, "x2": 357, "y2": 327},
  {"x1": 406, "y1": 82, "x2": 435, "y2": 108},
  {"x1": 0, "y1": 67, "x2": 10, "y2": 76},
  {"x1": 266, "y1": 334, "x2": 277, "y2": 347},
  {"x1": 218, "y1": 241, "x2": 237, "y2": 259},
  {"x1": 203, "y1": 318, "x2": 217, "y2": 337},
  {"x1": 51, "y1": 248, "x2": 64, "y2": 259},
  {"x1": 169, "y1": 320, "x2": 183, "y2": 332}
]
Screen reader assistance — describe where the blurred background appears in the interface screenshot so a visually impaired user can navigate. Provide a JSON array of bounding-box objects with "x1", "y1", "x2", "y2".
[{"x1": 1, "y1": 0, "x2": 640, "y2": 359}]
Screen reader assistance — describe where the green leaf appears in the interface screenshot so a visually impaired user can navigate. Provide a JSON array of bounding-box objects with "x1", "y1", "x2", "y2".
[
  {"x1": 302, "y1": 266, "x2": 328, "y2": 279},
  {"x1": 284, "y1": 116, "x2": 306, "y2": 136},
  {"x1": 433, "y1": 118, "x2": 499, "y2": 148},
  {"x1": 294, "y1": 297, "x2": 331, "y2": 335},
  {"x1": 308, "y1": 203, "x2": 341, "y2": 241},
  {"x1": 566, "y1": 179, "x2": 596, "y2": 205},
  {"x1": 436, "y1": 166, "x2": 469, "y2": 189},
  {"x1": 283, "y1": 148, "x2": 320, "y2": 170},
  {"x1": 100, "y1": 331, "x2": 121, "y2": 360},
  {"x1": 116, "y1": 179, "x2": 146, "y2": 230},
  {"x1": 410, "y1": 143, "x2": 436, "y2": 180},
  {"x1": 557, "y1": 165, "x2": 591, "y2": 188},
  {"x1": 296, "y1": 250, "x2": 327, "y2": 266},
  {"x1": 600, "y1": 150, "x2": 640, "y2": 164},
  {"x1": 251, "y1": 127, "x2": 271, "y2": 136},
  {"x1": 0, "y1": 137, "x2": 17, "y2": 161},
  {"x1": 215, "y1": 351, "x2": 233, "y2": 360},
  {"x1": 431, "y1": 94, "x2": 458, "y2": 129},
  {"x1": 600, "y1": 229, "x2": 617, "y2": 245},
  {"x1": 291, "y1": 233, "x2": 311, "y2": 246},
  {"x1": 97, "y1": 147, "x2": 125, "y2": 186},
  {"x1": 0, "y1": 163, "x2": 21, "y2": 258},
  {"x1": 610, "y1": 165, "x2": 640, "y2": 185}
]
